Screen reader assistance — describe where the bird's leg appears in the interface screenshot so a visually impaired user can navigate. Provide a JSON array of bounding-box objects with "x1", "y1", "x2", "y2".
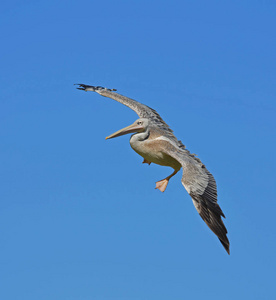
[
  {"x1": 155, "y1": 170, "x2": 179, "y2": 193},
  {"x1": 142, "y1": 158, "x2": 151, "y2": 165}
]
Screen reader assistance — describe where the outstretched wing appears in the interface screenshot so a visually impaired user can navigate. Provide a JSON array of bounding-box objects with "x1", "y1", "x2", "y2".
[
  {"x1": 166, "y1": 146, "x2": 229, "y2": 254},
  {"x1": 75, "y1": 84, "x2": 171, "y2": 130},
  {"x1": 75, "y1": 84, "x2": 187, "y2": 149}
]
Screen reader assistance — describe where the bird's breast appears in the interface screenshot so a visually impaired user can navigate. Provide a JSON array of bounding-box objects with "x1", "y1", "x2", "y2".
[{"x1": 130, "y1": 137, "x2": 181, "y2": 170}]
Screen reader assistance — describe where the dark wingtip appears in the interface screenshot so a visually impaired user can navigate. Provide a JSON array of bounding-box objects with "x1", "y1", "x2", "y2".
[
  {"x1": 220, "y1": 238, "x2": 230, "y2": 255},
  {"x1": 74, "y1": 83, "x2": 117, "y2": 92},
  {"x1": 74, "y1": 83, "x2": 95, "y2": 92}
]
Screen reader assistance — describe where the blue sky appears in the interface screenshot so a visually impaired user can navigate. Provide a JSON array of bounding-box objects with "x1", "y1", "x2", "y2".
[{"x1": 1, "y1": 0, "x2": 276, "y2": 299}]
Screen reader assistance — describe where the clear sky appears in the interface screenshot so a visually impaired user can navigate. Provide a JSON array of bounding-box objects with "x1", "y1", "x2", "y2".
[{"x1": 1, "y1": 1, "x2": 276, "y2": 299}]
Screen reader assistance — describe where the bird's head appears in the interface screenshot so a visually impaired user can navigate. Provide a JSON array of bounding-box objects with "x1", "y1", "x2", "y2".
[{"x1": 105, "y1": 118, "x2": 149, "y2": 140}]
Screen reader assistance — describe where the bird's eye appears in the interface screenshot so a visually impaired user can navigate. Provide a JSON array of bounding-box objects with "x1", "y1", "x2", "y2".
[{"x1": 137, "y1": 121, "x2": 142, "y2": 125}]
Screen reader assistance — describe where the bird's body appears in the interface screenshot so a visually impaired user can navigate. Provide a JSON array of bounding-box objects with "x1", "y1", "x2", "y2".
[
  {"x1": 130, "y1": 129, "x2": 181, "y2": 170},
  {"x1": 76, "y1": 84, "x2": 230, "y2": 254}
]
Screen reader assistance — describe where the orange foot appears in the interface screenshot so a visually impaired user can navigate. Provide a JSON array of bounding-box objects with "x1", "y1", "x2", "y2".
[
  {"x1": 142, "y1": 159, "x2": 151, "y2": 165},
  {"x1": 155, "y1": 179, "x2": 169, "y2": 193}
]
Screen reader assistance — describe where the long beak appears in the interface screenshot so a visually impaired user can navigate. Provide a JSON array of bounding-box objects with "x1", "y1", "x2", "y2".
[{"x1": 105, "y1": 122, "x2": 144, "y2": 140}]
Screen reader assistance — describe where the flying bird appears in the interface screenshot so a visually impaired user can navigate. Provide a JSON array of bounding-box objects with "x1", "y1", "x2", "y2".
[{"x1": 76, "y1": 84, "x2": 230, "y2": 254}]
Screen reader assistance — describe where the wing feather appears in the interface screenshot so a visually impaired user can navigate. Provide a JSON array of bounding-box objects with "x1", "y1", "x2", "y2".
[
  {"x1": 168, "y1": 148, "x2": 230, "y2": 254},
  {"x1": 75, "y1": 83, "x2": 187, "y2": 150},
  {"x1": 75, "y1": 84, "x2": 172, "y2": 129}
]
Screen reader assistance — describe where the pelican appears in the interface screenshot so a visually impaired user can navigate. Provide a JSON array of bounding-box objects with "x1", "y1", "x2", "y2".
[{"x1": 76, "y1": 84, "x2": 230, "y2": 254}]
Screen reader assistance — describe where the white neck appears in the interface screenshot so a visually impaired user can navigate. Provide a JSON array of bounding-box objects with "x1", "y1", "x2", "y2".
[{"x1": 130, "y1": 128, "x2": 150, "y2": 143}]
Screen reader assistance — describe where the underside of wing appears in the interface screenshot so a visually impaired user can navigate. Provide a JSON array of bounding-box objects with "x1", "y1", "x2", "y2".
[
  {"x1": 75, "y1": 84, "x2": 168, "y2": 125},
  {"x1": 189, "y1": 169, "x2": 229, "y2": 254},
  {"x1": 168, "y1": 148, "x2": 230, "y2": 254},
  {"x1": 75, "y1": 84, "x2": 183, "y2": 142}
]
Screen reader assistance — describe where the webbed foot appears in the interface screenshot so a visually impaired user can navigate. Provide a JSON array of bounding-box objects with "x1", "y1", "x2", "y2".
[
  {"x1": 142, "y1": 159, "x2": 151, "y2": 165},
  {"x1": 155, "y1": 179, "x2": 169, "y2": 193},
  {"x1": 154, "y1": 169, "x2": 179, "y2": 193}
]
